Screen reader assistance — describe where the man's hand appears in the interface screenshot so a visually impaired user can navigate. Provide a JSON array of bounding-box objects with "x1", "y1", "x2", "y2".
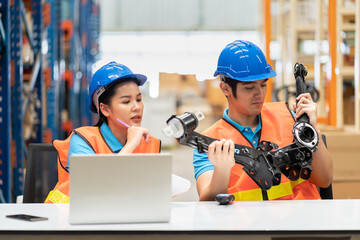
[
  {"x1": 208, "y1": 139, "x2": 235, "y2": 172},
  {"x1": 292, "y1": 93, "x2": 317, "y2": 128},
  {"x1": 196, "y1": 139, "x2": 235, "y2": 201},
  {"x1": 293, "y1": 93, "x2": 333, "y2": 188}
]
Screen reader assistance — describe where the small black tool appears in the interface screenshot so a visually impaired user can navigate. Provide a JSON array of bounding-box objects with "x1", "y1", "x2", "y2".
[{"x1": 215, "y1": 194, "x2": 235, "y2": 205}]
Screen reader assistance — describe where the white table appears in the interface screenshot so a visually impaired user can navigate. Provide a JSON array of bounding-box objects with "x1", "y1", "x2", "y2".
[{"x1": 1, "y1": 200, "x2": 360, "y2": 239}]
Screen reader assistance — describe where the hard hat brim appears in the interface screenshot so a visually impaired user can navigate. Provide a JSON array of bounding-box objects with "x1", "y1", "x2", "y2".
[
  {"x1": 96, "y1": 73, "x2": 147, "y2": 87},
  {"x1": 214, "y1": 68, "x2": 276, "y2": 82}
]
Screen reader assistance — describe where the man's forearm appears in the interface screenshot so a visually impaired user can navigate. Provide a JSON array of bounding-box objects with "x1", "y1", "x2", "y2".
[
  {"x1": 198, "y1": 168, "x2": 232, "y2": 201},
  {"x1": 310, "y1": 129, "x2": 333, "y2": 187}
]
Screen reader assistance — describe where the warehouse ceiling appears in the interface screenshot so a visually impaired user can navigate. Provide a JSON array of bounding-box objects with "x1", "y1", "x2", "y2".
[{"x1": 100, "y1": 0, "x2": 260, "y2": 31}]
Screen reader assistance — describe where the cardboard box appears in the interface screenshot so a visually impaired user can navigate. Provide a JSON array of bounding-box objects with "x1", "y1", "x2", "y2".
[
  {"x1": 325, "y1": 132, "x2": 360, "y2": 181},
  {"x1": 159, "y1": 72, "x2": 182, "y2": 95},
  {"x1": 159, "y1": 72, "x2": 201, "y2": 97},
  {"x1": 332, "y1": 181, "x2": 360, "y2": 199},
  {"x1": 179, "y1": 74, "x2": 201, "y2": 96},
  {"x1": 324, "y1": 131, "x2": 360, "y2": 199}
]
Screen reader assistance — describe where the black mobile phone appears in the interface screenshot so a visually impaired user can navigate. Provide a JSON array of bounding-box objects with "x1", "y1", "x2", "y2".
[{"x1": 6, "y1": 214, "x2": 48, "y2": 222}]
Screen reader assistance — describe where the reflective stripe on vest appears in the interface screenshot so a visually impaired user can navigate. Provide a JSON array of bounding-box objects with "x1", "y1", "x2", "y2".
[
  {"x1": 202, "y1": 102, "x2": 320, "y2": 201},
  {"x1": 45, "y1": 126, "x2": 161, "y2": 203},
  {"x1": 44, "y1": 190, "x2": 69, "y2": 203},
  {"x1": 232, "y1": 178, "x2": 307, "y2": 201},
  {"x1": 44, "y1": 180, "x2": 70, "y2": 204}
]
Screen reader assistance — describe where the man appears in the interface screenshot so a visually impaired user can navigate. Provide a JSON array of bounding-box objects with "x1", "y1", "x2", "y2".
[{"x1": 193, "y1": 40, "x2": 333, "y2": 201}]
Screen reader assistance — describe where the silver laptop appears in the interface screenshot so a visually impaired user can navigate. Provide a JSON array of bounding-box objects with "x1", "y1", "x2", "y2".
[{"x1": 69, "y1": 153, "x2": 172, "y2": 224}]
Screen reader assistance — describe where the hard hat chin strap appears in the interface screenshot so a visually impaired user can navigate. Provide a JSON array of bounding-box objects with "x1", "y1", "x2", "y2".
[
  {"x1": 93, "y1": 86, "x2": 107, "y2": 114},
  {"x1": 219, "y1": 74, "x2": 226, "y2": 82}
]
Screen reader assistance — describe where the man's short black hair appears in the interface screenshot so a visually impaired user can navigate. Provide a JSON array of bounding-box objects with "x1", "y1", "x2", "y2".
[
  {"x1": 221, "y1": 76, "x2": 238, "y2": 98},
  {"x1": 221, "y1": 76, "x2": 269, "y2": 99}
]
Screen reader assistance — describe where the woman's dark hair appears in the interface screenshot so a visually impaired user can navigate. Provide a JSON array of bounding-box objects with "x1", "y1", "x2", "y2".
[
  {"x1": 221, "y1": 76, "x2": 238, "y2": 98},
  {"x1": 95, "y1": 79, "x2": 137, "y2": 127}
]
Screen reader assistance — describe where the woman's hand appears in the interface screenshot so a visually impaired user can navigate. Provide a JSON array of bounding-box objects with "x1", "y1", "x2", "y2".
[
  {"x1": 120, "y1": 126, "x2": 149, "y2": 153},
  {"x1": 292, "y1": 93, "x2": 318, "y2": 128},
  {"x1": 208, "y1": 139, "x2": 235, "y2": 173}
]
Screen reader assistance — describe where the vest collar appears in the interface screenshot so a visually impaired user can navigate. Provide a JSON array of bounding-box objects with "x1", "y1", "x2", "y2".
[
  {"x1": 222, "y1": 108, "x2": 262, "y2": 147},
  {"x1": 100, "y1": 123, "x2": 123, "y2": 153},
  {"x1": 223, "y1": 108, "x2": 262, "y2": 132}
]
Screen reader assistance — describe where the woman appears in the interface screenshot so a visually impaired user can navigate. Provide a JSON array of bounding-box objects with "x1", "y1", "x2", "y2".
[{"x1": 45, "y1": 61, "x2": 160, "y2": 203}]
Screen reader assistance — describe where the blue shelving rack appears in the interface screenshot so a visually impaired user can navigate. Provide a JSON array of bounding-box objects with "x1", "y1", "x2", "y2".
[
  {"x1": 43, "y1": 0, "x2": 60, "y2": 142},
  {"x1": 12, "y1": 0, "x2": 43, "y2": 201},
  {"x1": 10, "y1": 0, "x2": 24, "y2": 200},
  {"x1": 60, "y1": 0, "x2": 99, "y2": 132},
  {"x1": 0, "y1": 0, "x2": 11, "y2": 203},
  {"x1": 29, "y1": 0, "x2": 43, "y2": 144},
  {"x1": 79, "y1": 0, "x2": 99, "y2": 126},
  {"x1": 0, "y1": 0, "x2": 44, "y2": 202},
  {"x1": 79, "y1": 0, "x2": 89, "y2": 126},
  {"x1": 0, "y1": 0, "x2": 99, "y2": 202},
  {"x1": 60, "y1": 0, "x2": 79, "y2": 134}
]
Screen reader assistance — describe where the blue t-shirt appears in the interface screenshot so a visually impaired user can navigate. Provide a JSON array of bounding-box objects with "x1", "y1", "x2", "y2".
[
  {"x1": 193, "y1": 108, "x2": 262, "y2": 180},
  {"x1": 66, "y1": 123, "x2": 123, "y2": 170}
]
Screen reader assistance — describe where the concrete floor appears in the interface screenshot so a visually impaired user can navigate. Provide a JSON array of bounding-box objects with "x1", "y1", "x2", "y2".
[{"x1": 162, "y1": 145, "x2": 199, "y2": 202}]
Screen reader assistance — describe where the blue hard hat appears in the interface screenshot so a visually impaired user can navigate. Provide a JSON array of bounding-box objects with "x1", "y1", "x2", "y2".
[
  {"x1": 89, "y1": 61, "x2": 147, "y2": 113},
  {"x1": 214, "y1": 40, "x2": 276, "y2": 81}
]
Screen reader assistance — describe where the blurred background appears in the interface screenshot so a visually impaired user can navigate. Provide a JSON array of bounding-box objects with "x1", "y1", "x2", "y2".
[{"x1": 1, "y1": 0, "x2": 360, "y2": 203}]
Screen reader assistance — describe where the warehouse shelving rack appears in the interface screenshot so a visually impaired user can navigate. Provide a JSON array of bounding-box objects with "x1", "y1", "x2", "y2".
[
  {"x1": 0, "y1": 0, "x2": 99, "y2": 203},
  {"x1": 264, "y1": 0, "x2": 274, "y2": 102},
  {"x1": 43, "y1": 0, "x2": 61, "y2": 142},
  {"x1": 10, "y1": 0, "x2": 25, "y2": 202},
  {"x1": 60, "y1": 0, "x2": 78, "y2": 135},
  {"x1": 355, "y1": 0, "x2": 360, "y2": 130},
  {"x1": 79, "y1": 0, "x2": 99, "y2": 126},
  {"x1": 334, "y1": 0, "x2": 355, "y2": 128},
  {"x1": 8, "y1": 0, "x2": 44, "y2": 203},
  {"x1": 0, "y1": 0, "x2": 11, "y2": 203},
  {"x1": 335, "y1": 0, "x2": 360, "y2": 129},
  {"x1": 269, "y1": 0, "x2": 359, "y2": 130},
  {"x1": 271, "y1": 0, "x2": 321, "y2": 90},
  {"x1": 60, "y1": 0, "x2": 99, "y2": 135}
]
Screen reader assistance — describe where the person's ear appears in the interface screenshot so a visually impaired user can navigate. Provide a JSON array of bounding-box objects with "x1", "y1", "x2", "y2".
[
  {"x1": 99, "y1": 103, "x2": 110, "y2": 117},
  {"x1": 220, "y1": 81, "x2": 231, "y2": 97}
]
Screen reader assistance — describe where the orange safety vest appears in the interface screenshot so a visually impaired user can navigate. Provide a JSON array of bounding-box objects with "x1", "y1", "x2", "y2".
[
  {"x1": 202, "y1": 102, "x2": 320, "y2": 201},
  {"x1": 45, "y1": 126, "x2": 161, "y2": 204}
]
